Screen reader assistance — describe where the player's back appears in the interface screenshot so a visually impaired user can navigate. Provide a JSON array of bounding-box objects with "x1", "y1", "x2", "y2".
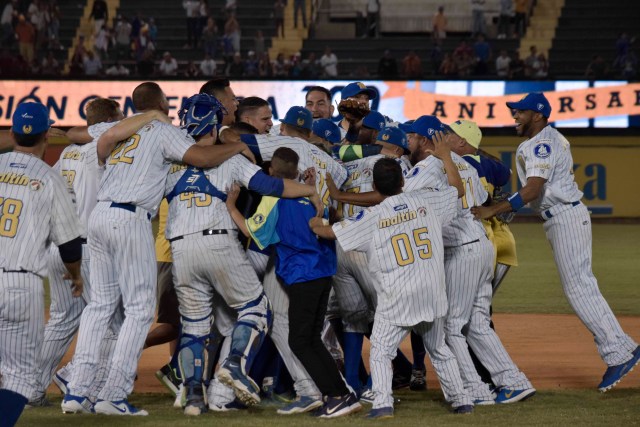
[
  {"x1": 98, "y1": 120, "x2": 194, "y2": 216},
  {"x1": 164, "y1": 154, "x2": 257, "y2": 239},
  {"x1": 0, "y1": 152, "x2": 81, "y2": 276}
]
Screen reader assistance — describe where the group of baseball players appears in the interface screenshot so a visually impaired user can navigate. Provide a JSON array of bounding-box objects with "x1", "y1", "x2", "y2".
[{"x1": 1, "y1": 77, "x2": 639, "y2": 425}]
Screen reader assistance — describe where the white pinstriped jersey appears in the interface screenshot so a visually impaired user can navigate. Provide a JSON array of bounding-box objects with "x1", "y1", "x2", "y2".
[
  {"x1": 164, "y1": 154, "x2": 261, "y2": 239},
  {"x1": 269, "y1": 123, "x2": 348, "y2": 140},
  {"x1": 0, "y1": 152, "x2": 82, "y2": 276},
  {"x1": 516, "y1": 125, "x2": 583, "y2": 212},
  {"x1": 340, "y1": 154, "x2": 412, "y2": 219},
  {"x1": 403, "y1": 152, "x2": 487, "y2": 247},
  {"x1": 252, "y1": 134, "x2": 348, "y2": 206},
  {"x1": 97, "y1": 121, "x2": 194, "y2": 216},
  {"x1": 332, "y1": 187, "x2": 458, "y2": 326}
]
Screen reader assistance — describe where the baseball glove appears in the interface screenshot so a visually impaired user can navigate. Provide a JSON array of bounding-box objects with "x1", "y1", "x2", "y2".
[
  {"x1": 493, "y1": 190, "x2": 515, "y2": 223},
  {"x1": 338, "y1": 98, "x2": 370, "y2": 121}
]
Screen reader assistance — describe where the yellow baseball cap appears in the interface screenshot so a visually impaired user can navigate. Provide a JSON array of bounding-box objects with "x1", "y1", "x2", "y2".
[{"x1": 449, "y1": 119, "x2": 482, "y2": 149}]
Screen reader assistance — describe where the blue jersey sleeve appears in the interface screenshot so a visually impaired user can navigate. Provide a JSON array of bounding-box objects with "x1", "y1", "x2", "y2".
[{"x1": 248, "y1": 170, "x2": 285, "y2": 197}]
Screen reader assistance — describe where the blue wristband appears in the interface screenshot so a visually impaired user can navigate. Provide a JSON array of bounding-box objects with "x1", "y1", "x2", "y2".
[{"x1": 507, "y1": 192, "x2": 524, "y2": 211}]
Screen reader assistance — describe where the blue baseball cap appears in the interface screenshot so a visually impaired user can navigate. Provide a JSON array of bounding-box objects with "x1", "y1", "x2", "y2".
[
  {"x1": 376, "y1": 126, "x2": 408, "y2": 151},
  {"x1": 398, "y1": 120, "x2": 414, "y2": 133},
  {"x1": 341, "y1": 82, "x2": 377, "y2": 100},
  {"x1": 12, "y1": 102, "x2": 55, "y2": 135},
  {"x1": 281, "y1": 106, "x2": 313, "y2": 130},
  {"x1": 312, "y1": 119, "x2": 341, "y2": 144},
  {"x1": 408, "y1": 115, "x2": 451, "y2": 139},
  {"x1": 362, "y1": 111, "x2": 386, "y2": 131},
  {"x1": 506, "y1": 92, "x2": 552, "y2": 118}
]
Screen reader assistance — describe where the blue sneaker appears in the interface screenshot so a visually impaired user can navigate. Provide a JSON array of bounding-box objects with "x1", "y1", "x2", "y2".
[
  {"x1": 495, "y1": 388, "x2": 536, "y2": 404},
  {"x1": 453, "y1": 404, "x2": 474, "y2": 414},
  {"x1": 209, "y1": 398, "x2": 247, "y2": 412},
  {"x1": 277, "y1": 395, "x2": 323, "y2": 414},
  {"x1": 61, "y1": 394, "x2": 94, "y2": 414},
  {"x1": 217, "y1": 361, "x2": 261, "y2": 406},
  {"x1": 94, "y1": 399, "x2": 148, "y2": 416},
  {"x1": 53, "y1": 373, "x2": 69, "y2": 395},
  {"x1": 598, "y1": 346, "x2": 640, "y2": 392},
  {"x1": 366, "y1": 407, "x2": 394, "y2": 419}
]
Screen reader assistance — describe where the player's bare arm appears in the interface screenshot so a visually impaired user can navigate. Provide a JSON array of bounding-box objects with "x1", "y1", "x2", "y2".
[
  {"x1": 96, "y1": 110, "x2": 171, "y2": 164},
  {"x1": 472, "y1": 176, "x2": 546, "y2": 220},
  {"x1": 309, "y1": 217, "x2": 336, "y2": 240},
  {"x1": 62, "y1": 261, "x2": 84, "y2": 298},
  {"x1": 430, "y1": 130, "x2": 465, "y2": 198},
  {"x1": 226, "y1": 183, "x2": 251, "y2": 237},
  {"x1": 326, "y1": 172, "x2": 384, "y2": 207}
]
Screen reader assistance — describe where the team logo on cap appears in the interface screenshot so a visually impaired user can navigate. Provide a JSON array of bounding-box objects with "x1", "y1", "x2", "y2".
[
  {"x1": 324, "y1": 130, "x2": 331, "y2": 138},
  {"x1": 382, "y1": 133, "x2": 390, "y2": 141},
  {"x1": 534, "y1": 143, "x2": 551, "y2": 158},
  {"x1": 357, "y1": 82, "x2": 366, "y2": 89},
  {"x1": 297, "y1": 117, "x2": 304, "y2": 126},
  {"x1": 428, "y1": 128, "x2": 435, "y2": 136},
  {"x1": 537, "y1": 103, "x2": 545, "y2": 111},
  {"x1": 22, "y1": 125, "x2": 32, "y2": 134}
]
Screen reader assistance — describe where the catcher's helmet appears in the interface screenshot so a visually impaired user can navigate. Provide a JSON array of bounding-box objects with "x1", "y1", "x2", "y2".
[{"x1": 178, "y1": 93, "x2": 226, "y2": 136}]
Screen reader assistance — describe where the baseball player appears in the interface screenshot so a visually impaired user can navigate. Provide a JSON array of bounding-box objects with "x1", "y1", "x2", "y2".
[
  {"x1": 309, "y1": 118, "x2": 342, "y2": 154},
  {"x1": 165, "y1": 93, "x2": 322, "y2": 415},
  {"x1": 337, "y1": 82, "x2": 377, "y2": 133},
  {"x1": 404, "y1": 116, "x2": 534, "y2": 404},
  {"x1": 61, "y1": 82, "x2": 254, "y2": 416},
  {"x1": 0, "y1": 102, "x2": 83, "y2": 426},
  {"x1": 310, "y1": 157, "x2": 473, "y2": 418},
  {"x1": 236, "y1": 96, "x2": 274, "y2": 134},
  {"x1": 473, "y1": 92, "x2": 640, "y2": 392}
]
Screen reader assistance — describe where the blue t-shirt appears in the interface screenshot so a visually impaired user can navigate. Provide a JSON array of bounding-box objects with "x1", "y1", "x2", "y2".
[{"x1": 246, "y1": 196, "x2": 337, "y2": 285}]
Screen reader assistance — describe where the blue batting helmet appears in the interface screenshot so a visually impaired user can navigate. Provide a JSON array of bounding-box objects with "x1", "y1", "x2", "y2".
[{"x1": 178, "y1": 93, "x2": 226, "y2": 136}]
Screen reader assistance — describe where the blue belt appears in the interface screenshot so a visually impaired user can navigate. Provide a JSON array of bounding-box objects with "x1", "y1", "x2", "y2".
[
  {"x1": 110, "y1": 202, "x2": 151, "y2": 220},
  {"x1": 541, "y1": 201, "x2": 580, "y2": 220}
]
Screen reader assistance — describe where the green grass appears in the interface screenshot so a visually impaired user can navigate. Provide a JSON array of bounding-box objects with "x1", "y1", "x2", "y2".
[
  {"x1": 492, "y1": 223, "x2": 640, "y2": 316},
  {"x1": 19, "y1": 389, "x2": 640, "y2": 427}
]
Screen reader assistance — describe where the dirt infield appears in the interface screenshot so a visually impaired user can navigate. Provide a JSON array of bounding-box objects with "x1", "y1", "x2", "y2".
[{"x1": 48, "y1": 313, "x2": 640, "y2": 395}]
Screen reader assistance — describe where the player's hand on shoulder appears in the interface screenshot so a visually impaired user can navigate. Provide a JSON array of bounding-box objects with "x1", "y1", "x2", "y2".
[
  {"x1": 302, "y1": 167, "x2": 316, "y2": 185},
  {"x1": 308, "y1": 216, "x2": 325, "y2": 230},
  {"x1": 427, "y1": 130, "x2": 452, "y2": 160},
  {"x1": 309, "y1": 192, "x2": 324, "y2": 218},
  {"x1": 325, "y1": 172, "x2": 339, "y2": 198},
  {"x1": 226, "y1": 182, "x2": 241, "y2": 206},
  {"x1": 219, "y1": 126, "x2": 241, "y2": 145}
]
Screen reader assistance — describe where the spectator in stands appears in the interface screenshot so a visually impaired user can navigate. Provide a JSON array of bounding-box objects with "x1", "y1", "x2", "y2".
[
  {"x1": 90, "y1": 0, "x2": 108, "y2": 35},
  {"x1": 197, "y1": 0, "x2": 208, "y2": 39},
  {"x1": 430, "y1": 39, "x2": 444, "y2": 75},
  {"x1": 377, "y1": 49, "x2": 398, "y2": 79},
  {"x1": 131, "y1": 11, "x2": 142, "y2": 39},
  {"x1": 200, "y1": 52, "x2": 217, "y2": 76},
  {"x1": 133, "y1": 26, "x2": 154, "y2": 61},
  {"x1": 514, "y1": 0, "x2": 528, "y2": 37},
  {"x1": 148, "y1": 17, "x2": 157, "y2": 42},
  {"x1": 225, "y1": 0, "x2": 237, "y2": 16},
  {"x1": 365, "y1": 0, "x2": 379, "y2": 38},
  {"x1": 300, "y1": 51, "x2": 319, "y2": 78},
  {"x1": 258, "y1": 52, "x2": 273, "y2": 77},
  {"x1": 439, "y1": 52, "x2": 458, "y2": 77},
  {"x1": 470, "y1": 0, "x2": 486, "y2": 38},
  {"x1": 94, "y1": 24, "x2": 110, "y2": 59},
  {"x1": 201, "y1": 17, "x2": 218, "y2": 58},
  {"x1": 224, "y1": 12, "x2": 241, "y2": 54},
  {"x1": 40, "y1": 50, "x2": 59, "y2": 76},
  {"x1": 159, "y1": 50, "x2": 178, "y2": 76},
  {"x1": 272, "y1": 52, "x2": 289, "y2": 77},
  {"x1": 68, "y1": 45, "x2": 84, "y2": 76},
  {"x1": 28, "y1": 0, "x2": 49, "y2": 50},
  {"x1": 524, "y1": 45, "x2": 538, "y2": 77},
  {"x1": 497, "y1": 0, "x2": 512, "y2": 39},
  {"x1": 105, "y1": 60, "x2": 130, "y2": 76},
  {"x1": 228, "y1": 51, "x2": 244, "y2": 77},
  {"x1": 495, "y1": 49, "x2": 511, "y2": 77},
  {"x1": 613, "y1": 32, "x2": 635, "y2": 70},
  {"x1": 184, "y1": 60, "x2": 200, "y2": 77},
  {"x1": 509, "y1": 50, "x2": 525, "y2": 78},
  {"x1": 114, "y1": 15, "x2": 131, "y2": 59},
  {"x1": 402, "y1": 50, "x2": 422, "y2": 79},
  {"x1": 289, "y1": 52, "x2": 303, "y2": 77},
  {"x1": 585, "y1": 54, "x2": 609, "y2": 79},
  {"x1": 254, "y1": 29, "x2": 265, "y2": 57},
  {"x1": 274, "y1": 0, "x2": 285, "y2": 38},
  {"x1": 47, "y1": 1, "x2": 61, "y2": 49},
  {"x1": 534, "y1": 53, "x2": 548, "y2": 78},
  {"x1": 83, "y1": 50, "x2": 103, "y2": 76},
  {"x1": 1, "y1": 0, "x2": 17, "y2": 47},
  {"x1": 15, "y1": 14, "x2": 35, "y2": 64},
  {"x1": 453, "y1": 40, "x2": 474, "y2": 76},
  {"x1": 473, "y1": 33, "x2": 492, "y2": 75},
  {"x1": 136, "y1": 46, "x2": 154, "y2": 77},
  {"x1": 320, "y1": 46, "x2": 338, "y2": 77},
  {"x1": 244, "y1": 50, "x2": 259, "y2": 76},
  {"x1": 183, "y1": 0, "x2": 199, "y2": 48},
  {"x1": 432, "y1": 5, "x2": 447, "y2": 39},
  {"x1": 294, "y1": 0, "x2": 306, "y2": 29},
  {"x1": 619, "y1": 53, "x2": 638, "y2": 79}
]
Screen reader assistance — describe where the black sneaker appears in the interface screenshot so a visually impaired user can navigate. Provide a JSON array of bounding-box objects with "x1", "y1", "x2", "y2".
[{"x1": 316, "y1": 393, "x2": 362, "y2": 419}]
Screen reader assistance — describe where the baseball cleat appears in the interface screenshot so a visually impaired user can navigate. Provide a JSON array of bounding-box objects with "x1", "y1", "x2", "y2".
[
  {"x1": 209, "y1": 398, "x2": 248, "y2": 412},
  {"x1": 61, "y1": 394, "x2": 94, "y2": 414},
  {"x1": 315, "y1": 393, "x2": 362, "y2": 419},
  {"x1": 495, "y1": 387, "x2": 536, "y2": 404},
  {"x1": 94, "y1": 399, "x2": 148, "y2": 416},
  {"x1": 155, "y1": 364, "x2": 181, "y2": 397},
  {"x1": 173, "y1": 384, "x2": 185, "y2": 409},
  {"x1": 26, "y1": 395, "x2": 51, "y2": 408},
  {"x1": 366, "y1": 406, "x2": 394, "y2": 419},
  {"x1": 183, "y1": 385, "x2": 207, "y2": 416},
  {"x1": 359, "y1": 387, "x2": 375, "y2": 404},
  {"x1": 277, "y1": 395, "x2": 323, "y2": 415},
  {"x1": 473, "y1": 397, "x2": 496, "y2": 406},
  {"x1": 53, "y1": 373, "x2": 69, "y2": 395},
  {"x1": 598, "y1": 346, "x2": 640, "y2": 392},
  {"x1": 409, "y1": 368, "x2": 426, "y2": 391},
  {"x1": 453, "y1": 404, "x2": 474, "y2": 414},
  {"x1": 217, "y1": 363, "x2": 261, "y2": 406}
]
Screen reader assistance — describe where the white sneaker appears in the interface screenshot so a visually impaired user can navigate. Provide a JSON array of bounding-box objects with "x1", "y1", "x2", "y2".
[
  {"x1": 173, "y1": 384, "x2": 185, "y2": 409},
  {"x1": 94, "y1": 399, "x2": 148, "y2": 416},
  {"x1": 61, "y1": 394, "x2": 94, "y2": 414}
]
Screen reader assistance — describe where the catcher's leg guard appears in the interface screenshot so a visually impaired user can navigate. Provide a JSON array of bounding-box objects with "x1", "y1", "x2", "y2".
[{"x1": 227, "y1": 293, "x2": 272, "y2": 374}]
